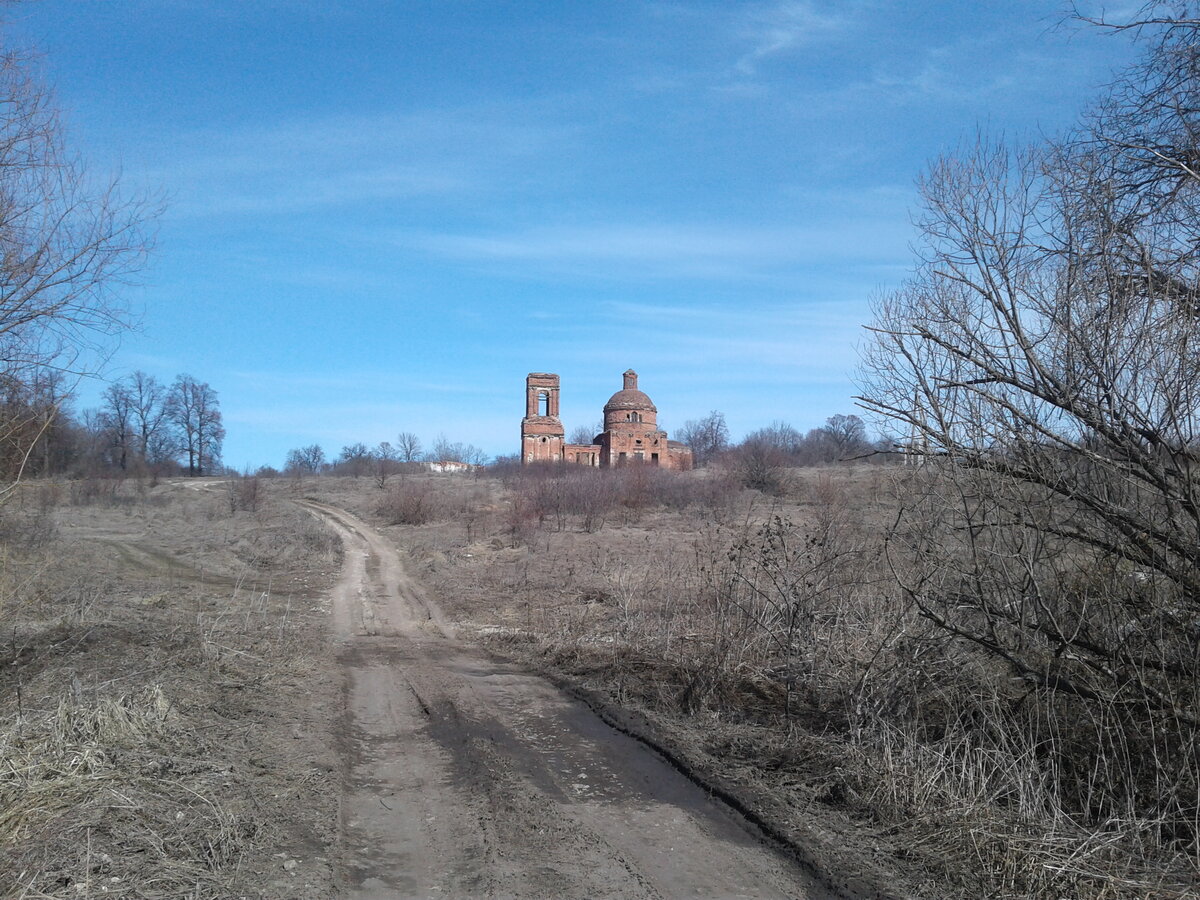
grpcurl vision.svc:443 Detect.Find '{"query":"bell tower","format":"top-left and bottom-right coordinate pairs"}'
top-left (521, 373), bottom-right (565, 463)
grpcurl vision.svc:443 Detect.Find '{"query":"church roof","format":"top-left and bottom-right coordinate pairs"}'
top-left (604, 388), bottom-right (656, 412)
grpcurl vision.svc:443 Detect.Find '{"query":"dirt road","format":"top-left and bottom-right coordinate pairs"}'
top-left (301, 500), bottom-right (836, 900)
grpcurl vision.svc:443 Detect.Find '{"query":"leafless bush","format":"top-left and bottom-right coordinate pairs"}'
top-left (851, 10), bottom-right (1200, 887)
top-left (502, 491), bottom-right (537, 546)
top-left (376, 480), bottom-right (439, 525)
top-left (225, 472), bottom-right (261, 514)
top-left (729, 439), bottom-right (791, 495)
top-left (24, 480), bottom-right (65, 511)
top-left (68, 476), bottom-right (143, 508)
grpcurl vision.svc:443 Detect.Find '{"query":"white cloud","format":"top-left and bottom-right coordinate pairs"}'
top-left (140, 109), bottom-right (571, 219)
top-left (405, 218), bottom-right (911, 281)
top-left (735, 1), bottom-right (855, 75)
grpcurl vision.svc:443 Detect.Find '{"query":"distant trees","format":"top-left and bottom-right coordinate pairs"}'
top-left (0, 368), bottom-right (227, 479)
top-left (128, 371), bottom-right (170, 464)
top-left (166, 375), bottom-right (225, 476)
top-left (0, 371), bottom-right (74, 483)
top-left (338, 442), bottom-right (371, 478)
top-left (430, 433), bottom-right (488, 466)
top-left (822, 414), bottom-right (868, 459)
top-left (100, 381), bottom-right (134, 470)
top-left (285, 444), bottom-right (326, 476)
top-left (678, 411), bottom-right (729, 466)
top-left (569, 423), bottom-right (600, 445)
top-left (396, 431), bottom-right (422, 463)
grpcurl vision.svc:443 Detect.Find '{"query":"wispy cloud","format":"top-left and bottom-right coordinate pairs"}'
top-left (141, 109), bottom-right (571, 219)
top-left (405, 218), bottom-right (910, 281)
top-left (735, 1), bottom-right (856, 75)
top-left (869, 39), bottom-right (1023, 104)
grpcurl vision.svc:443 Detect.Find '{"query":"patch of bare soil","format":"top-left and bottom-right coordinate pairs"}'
top-left (301, 497), bottom-right (838, 899)
top-left (0, 477), bottom-right (342, 899)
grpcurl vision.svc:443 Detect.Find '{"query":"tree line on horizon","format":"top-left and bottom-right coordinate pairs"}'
top-left (273, 409), bottom-right (887, 488)
top-left (0, 370), bottom-right (226, 482)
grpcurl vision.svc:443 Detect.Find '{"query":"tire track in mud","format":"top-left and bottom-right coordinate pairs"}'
top-left (300, 499), bottom-right (837, 900)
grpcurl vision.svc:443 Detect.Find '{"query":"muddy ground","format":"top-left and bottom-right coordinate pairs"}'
top-left (303, 498), bottom-right (841, 899)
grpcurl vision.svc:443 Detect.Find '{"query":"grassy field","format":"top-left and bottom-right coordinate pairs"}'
top-left (309, 464), bottom-right (1199, 900)
top-left (3, 466), bottom-right (1196, 899)
top-left (0, 477), bottom-right (342, 899)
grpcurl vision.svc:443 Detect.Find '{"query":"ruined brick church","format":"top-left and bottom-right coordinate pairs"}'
top-left (521, 369), bottom-right (693, 469)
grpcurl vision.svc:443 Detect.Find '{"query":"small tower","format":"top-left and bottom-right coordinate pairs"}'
top-left (521, 373), bottom-right (565, 464)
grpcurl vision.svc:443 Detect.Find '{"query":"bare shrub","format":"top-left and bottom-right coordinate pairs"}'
top-left (376, 480), bottom-right (439, 525)
top-left (730, 439), bottom-right (790, 495)
top-left (562, 470), bottom-right (618, 532)
top-left (225, 472), bottom-right (261, 514)
top-left (27, 480), bottom-right (65, 511)
top-left (68, 476), bottom-right (143, 508)
top-left (502, 491), bottom-right (537, 546)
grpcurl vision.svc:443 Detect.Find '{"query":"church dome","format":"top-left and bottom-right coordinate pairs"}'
top-left (603, 369), bottom-right (657, 412)
top-left (604, 388), bottom-right (656, 412)
top-left (602, 369), bottom-right (659, 430)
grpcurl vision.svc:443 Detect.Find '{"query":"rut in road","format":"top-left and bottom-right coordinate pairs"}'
top-left (301, 499), bottom-right (836, 900)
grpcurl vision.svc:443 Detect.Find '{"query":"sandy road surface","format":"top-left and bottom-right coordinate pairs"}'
top-left (301, 500), bottom-right (835, 900)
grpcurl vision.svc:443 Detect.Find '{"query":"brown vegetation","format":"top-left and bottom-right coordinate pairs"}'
top-left (0, 477), bottom-right (341, 899)
top-left (305, 466), bottom-right (1199, 899)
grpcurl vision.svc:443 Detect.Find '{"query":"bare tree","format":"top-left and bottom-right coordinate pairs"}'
top-left (0, 41), bottom-right (153, 498)
top-left (678, 410), bottom-right (730, 467)
top-left (857, 7), bottom-right (1200, 841)
top-left (100, 382), bottom-right (133, 471)
top-left (338, 442), bottom-right (371, 477)
top-left (569, 423), bottom-right (600, 445)
top-left (285, 444), bottom-right (325, 476)
top-left (822, 413), bottom-right (868, 459)
top-left (167, 375), bottom-right (224, 476)
top-left (373, 440), bottom-right (397, 488)
top-left (126, 371), bottom-right (168, 466)
top-left (0, 369), bottom-right (72, 481)
top-left (396, 431), bottom-right (422, 463)
top-left (430, 433), bottom-right (487, 466)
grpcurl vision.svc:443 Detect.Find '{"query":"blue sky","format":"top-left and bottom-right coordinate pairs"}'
top-left (12, 1), bottom-right (1136, 468)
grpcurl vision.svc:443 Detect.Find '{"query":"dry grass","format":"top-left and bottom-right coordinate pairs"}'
top-left (0, 477), bottom-right (342, 899)
top-left (303, 467), bottom-right (1200, 900)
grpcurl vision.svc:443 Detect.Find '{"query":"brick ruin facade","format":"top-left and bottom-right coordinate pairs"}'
top-left (521, 369), bottom-right (693, 470)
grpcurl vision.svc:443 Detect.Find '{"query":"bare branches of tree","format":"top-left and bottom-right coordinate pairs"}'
top-left (430, 433), bottom-right (487, 466)
top-left (128, 370), bottom-right (169, 465)
top-left (857, 6), bottom-right (1200, 840)
top-left (166, 375), bottom-right (224, 476)
top-left (0, 33), bottom-right (155, 497)
top-left (285, 444), bottom-right (325, 476)
top-left (0, 46), bottom-right (153, 377)
top-left (569, 423), bottom-right (600, 445)
top-left (396, 431), bottom-right (422, 463)
top-left (678, 411), bottom-right (729, 467)
top-left (373, 440), bottom-right (396, 488)
top-left (338, 442), bottom-right (371, 478)
top-left (822, 414), bottom-right (868, 459)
